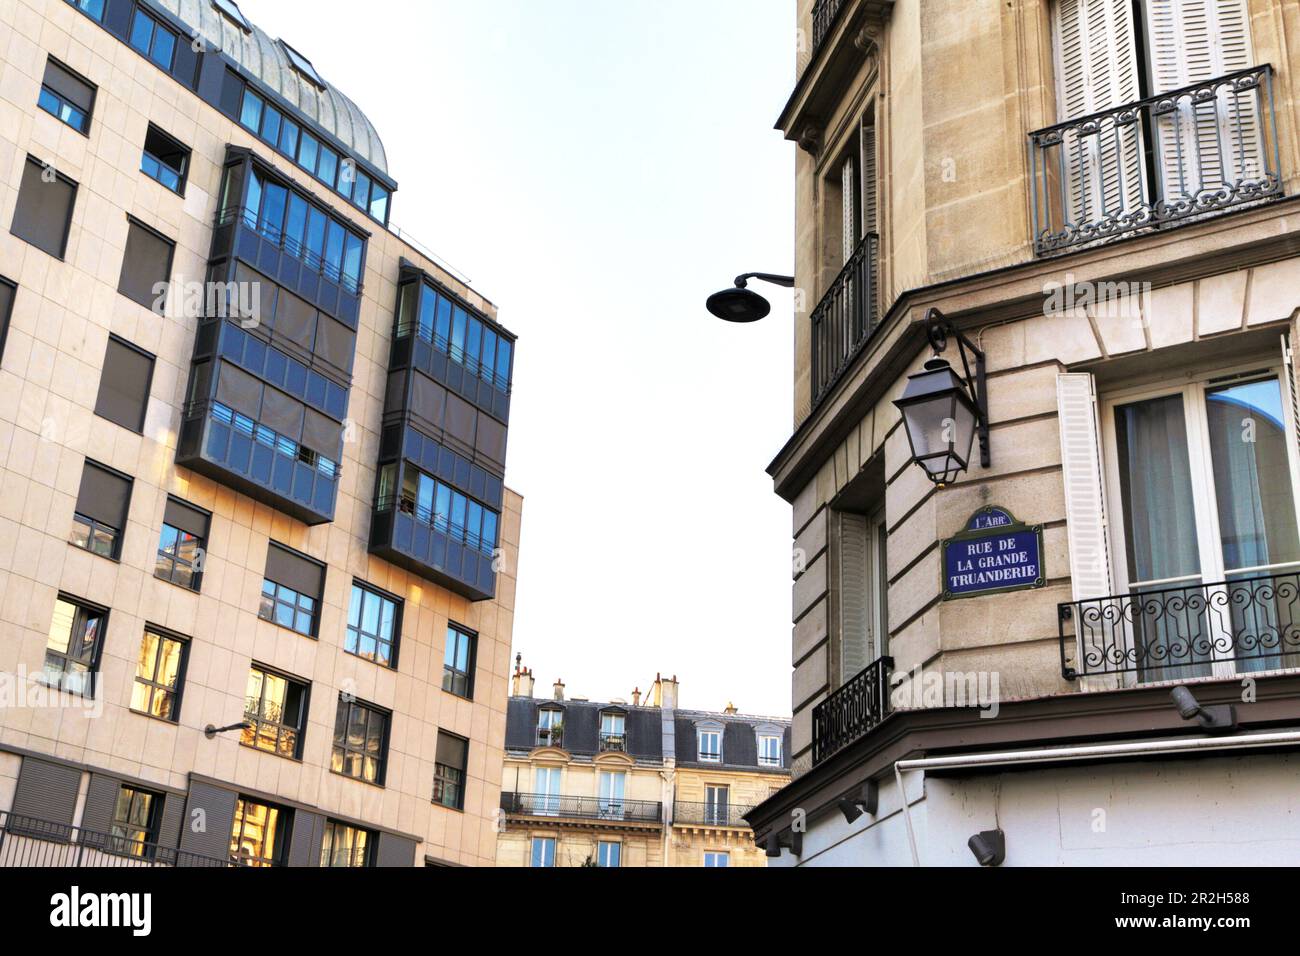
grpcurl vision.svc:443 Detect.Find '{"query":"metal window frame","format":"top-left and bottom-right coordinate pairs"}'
top-left (345, 579), bottom-right (403, 670)
top-left (331, 695), bottom-right (391, 787)
top-left (442, 623), bottom-right (477, 699)
top-left (243, 662), bottom-right (310, 760)
top-left (44, 594), bottom-right (108, 699)
top-left (131, 625), bottom-right (190, 723)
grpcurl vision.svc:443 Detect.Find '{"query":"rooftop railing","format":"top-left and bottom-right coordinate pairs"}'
top-left (499, 792), bottom-right (663, 824)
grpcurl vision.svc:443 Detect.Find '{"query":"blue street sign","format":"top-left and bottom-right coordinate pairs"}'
top-left (941, 507), bottom-right (1044, 600)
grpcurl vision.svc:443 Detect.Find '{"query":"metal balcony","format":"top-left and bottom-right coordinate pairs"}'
top-left (1060, 571), bottom-right (1300, 683)
top-left (812, 655), bottom-right (893, 766)
top-left (598, 732), bottom-right (626, 753)
top-left (0, 812), bottom-right (229, 868)
top-left (1029, 65), bottom-right (1283, 256)
top-left (811, 232), bottom-right (879, 409)
top-left (499, 792), bottom-right (662, 824)
top-left (672, 801), bottom-right (754, 828)
top-left (811, 0), bottom-right (848, 51)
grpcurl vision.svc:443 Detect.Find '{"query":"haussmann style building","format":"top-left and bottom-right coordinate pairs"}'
top-left (0, 0), bottom-right (520, 867)
top-left (746, 0), bottom-right (1300, 865)
top-left (496, 664), bottom-right (791, 867)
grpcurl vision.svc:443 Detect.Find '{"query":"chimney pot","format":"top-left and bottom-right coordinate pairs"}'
top-left (553, 679), bottom-right (565, 701)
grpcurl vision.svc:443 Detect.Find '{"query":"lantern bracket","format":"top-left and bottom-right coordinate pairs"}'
top-left (924, 309), bottom-right (990, 468)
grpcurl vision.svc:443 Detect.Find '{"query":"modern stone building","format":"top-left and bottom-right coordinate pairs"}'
top-left (0, 0), bottom-right (520, 866)
top-left (748, 0), bottom-right (1300, 865)
top-left (497, 664), bottom-right (790, 867)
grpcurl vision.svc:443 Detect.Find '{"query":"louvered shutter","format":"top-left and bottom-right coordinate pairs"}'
top-left (1057, 373), bottom-right (1112, 602)
top-left (1144, 0), bottom-right (1260, 204)
top-left (1053, 0), bottom-right (1144, 228)
top-left (841, 155), bottom-right (857, 264)
top-left (861, 119), bottom-right (879, 330)
top-left (838, 513), bottom-right (870, 684)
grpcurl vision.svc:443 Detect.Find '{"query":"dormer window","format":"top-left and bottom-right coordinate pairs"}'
top-left (537, 707), bottom-right (562, 747)
top-left (599, 711), bottom-right (626, 753)
top-left (212, 0), bottom-right (251, 31)
top-left (280, 40), bottom-right (325, 89)
top-left (698, 730), bottom-right (722, 763)
top-left (759, 734), bottom-right (782, 767)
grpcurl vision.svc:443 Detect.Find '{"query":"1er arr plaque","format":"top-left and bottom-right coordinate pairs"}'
top-left (942, 507), bottom-right (1044, 600)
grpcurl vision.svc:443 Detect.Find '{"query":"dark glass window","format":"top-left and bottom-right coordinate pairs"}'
top-left (433, 732), bottom-right (467, 811)
top-left (229, 797), bottom-right (288, 867)
top-left (156, 498), bottom-right (209, 591)
top-left (258, 543), bottom-right (324, 637)
top-left (404, 283), bottom-right (514, 392)
top-left (212, 0), bottom-right (251, 30)
top-left (11, 156), bottom-right (76, 259)
top-left (345, 582), bottom-right (400, 668)
top-left (43, 596), bottom-right (106, 697)
top-left (110, 786), bottom-right (159, 858)
top-left (117, 218), bottom-right (175, 311)
top-left (280, 40), bottom-right (325, 87)
top-left (369, 185), bottom-right (389, 223)
top-left (398, 468), bottom-right (501, 556)
top-left (66, 0), bottom-right (106, 21)
top-left (0, 277), bottom-right (14, 366)
top-left (131, 627), bottom-right (187, 722)
top-left (141, 124), bottom-right (189, 195)
top-left (95, 335), bottom-right (154, 432)
top-left (71, 460), bottom-right (131, 560)
top-left (298, 132), bottom-right (319, 174)
top-left (442, 625), bottom-right (476, 699)
top-left (38, 58), bottom-right (94, 134)
top-left (239, 89), bottom-right (263, 132)
top-left (321, 821), bottom-right (373, 867)
top-left (318, 146), bottom-right (338, 188)
top-left (242, 665), bottom-right (308, 759)
top-left (331, 697), bottom-right (389, 785)
top-left (129, 8), bottom-right (177, 70)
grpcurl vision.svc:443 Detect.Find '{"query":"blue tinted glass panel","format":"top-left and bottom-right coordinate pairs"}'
top-left (318, 147), bottom-right (338, 186)
top-left (496, 339), bottom-right (512, 386)
top-left (481, 511), bottom-right (498, 551)
top-left (352, 172), bottom-right (370, 208)
top-left (260, 107), bottom-right (281, 147)
top-left (466, 320), bottom-right (481, 366)
top-left (450, 493), bottom-right (466, 536)
top-left (246, 171), bottom-right (263, 225)
top-left (417, 287), bottom-right (437, 341)
top-left (239, 91), bottom-right (263, 132)
top-left (261, 183), bottom-right (287, 242)
top-left (481, 331), bottom-right (497, 383)
top-left (451, 308), bottom-right (467, 361)
top-left (71, 0), bottom-right (106, 20)
top-left (305, 207), bottom-right (326, 267)
top-left (467, 502), bottom-right (483, 547)
top-left (434, 484), bottom-right (451, 530)
top-left (324, 221), bottom-right (344, 278)
top-left (369, 187), bottom-right (389, 222)
top-left (151, 25), bottom-right (175, 70)
top-left (342, 233), bottom-right (363, 291)
top-left (129, 11), bottom-right (153, 55)
top-left (285, 194), bottom-right (308, 253)
top-left (279, 119), bottom-right (299, 157)
top-left (298, 133), bottom-right (319, 174)
top-left (435, 297), bottom-right (452, 350)
top-left (417, 474), bottom-right (435, 517)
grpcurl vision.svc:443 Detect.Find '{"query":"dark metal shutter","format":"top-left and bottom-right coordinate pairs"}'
top-left (0, 279), bottom-right (14, 359)
top-left (314, 313), bottom-right (355, 374)
top-left (286, 809), bottom-right (325, 867)
top-left (12, 156), bottom-right (76, 259)
top-left (264, 542), bottom-right (324, 599)
top-left (373, 832), bottom-right (416, 868)
top-left (75, 460), bottom-right (132, 529)
top-left (474, 415), bottom-right (507, 468)
top-left (444, 393), bottom-right (477, 447)
top-left (782, 726), bottom-right (793, 768)
top-left (9, 757), bottom-right (82, 839)
top-left (163, 497), bottom-right (210, 540)
top-left (301, 408), bottom-right (340, 459)
top-left (78, 772), bottom-right (121, 834)
top-left (215, 361), bottom-right (263, 419)
top-left (274, 290), bottom-right (317, 351)
top-left (94, 336), bottom-right (154, 432)
top-left (177, 780), bottom-right (238, 862)
top-left (259, 386), bottom-right (305, 441)
top-left (436, 732), bottom-right (468, 772)
top-left (411, 371), bottom-right (447, 431)
top-left (42, 58), bottom-right (95, 114)
top-left (117, 219), bottom-right (175, 309)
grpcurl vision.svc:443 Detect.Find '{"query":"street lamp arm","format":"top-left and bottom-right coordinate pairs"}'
top-left (924, 308), bottom-right (990, 470)
top-left (734, 272), bottom-right (795, 289)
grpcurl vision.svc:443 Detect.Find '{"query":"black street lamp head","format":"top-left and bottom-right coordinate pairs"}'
top-left (894, 357), bottom-right (980, 487)
top-left (706, 285), bottom-right (772, 323)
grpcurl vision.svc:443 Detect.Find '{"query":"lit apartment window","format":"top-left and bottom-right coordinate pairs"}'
top-left (433, 732), bottom-right (468, 811)
top-left (698, 730), bottom-right (722, 763)
top-left (117, 217), bottom-right (175, 312)
top-left (229, 797), bottom-right (288, 867)
top-left (599, 711), bottom-right (626, 752)
top-left (141, 125), bottom-right (190, 195)
top-left (703, 851), bottom-right (730, 868)
top-left (758, 734), bottom-right (782, 767)
top-left (242, 665), bottom-right (308, 759)
top-left (530, 836), bottom-right (555, 868)
top-left (332, 696), bottom-right (390, 785)
top-left (11, 156), bottom-right (77, 260)
top-left (537, 706), bottom-right (562, 746)
top-left (110, 786), bottom-right (159, 858)
top-left (155, 498), bottom-right (209, 591)
top-left (95, 335), bottom-right (155, 432)
top-left (129, 7), bottom-right (177, 70)
top-left (345, 582), bottom-right (400, 668)
top-left (212, 0), bottom-right (251, 31)
top-left (65, 0), bottom-right (105, 21)
top-left (38, 58), bottom-right (94, 134)
top-left (442, 624), bottom-right (476, 698)
top-left (70, 460), bottom-right (131, 561)
top-left (259, 543), bottom-right (324, 638)
top-left (597, 841), bottom-right (621, 868)
top-left (43, 595), bottom-right (106, 697)
top-left (131, 627), bottom-right (187, 722)
top-left (321, 821), bottom-right (373, 868)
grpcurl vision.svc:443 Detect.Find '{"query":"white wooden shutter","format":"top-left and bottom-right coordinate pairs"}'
top-left (839, 513), bottom-right (870, 683)
top-left (1144, 0), bottom-right (1259, 200)
top-left (841, 155), bottom-right (858, 264)
top-left (1053, 0), bottom-right (1144, 226)
top-left (1057, 373), bottom-right (1113, 601)
top-left (861, 120), bottom-right (878, 236)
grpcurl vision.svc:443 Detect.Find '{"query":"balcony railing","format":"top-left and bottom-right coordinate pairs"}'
top-left (598, 732), bottom-right (626, 753)
top-left (812, 655), bottom-right (893, 766)
top-left (499, 792), bottom-right (662, 824)
top-left (1059, 571), bottom-right (1300, 683)
top-left (0, 812), bottom-right (229, 868)
top-left (672, 801), bottom-right (754, 828)
top-left (811, 0), bottom-right (848, 51)
top-left (1029, 65), bottom-right (1283, 256)
top-left (811, 233), bottom-right (879, 410)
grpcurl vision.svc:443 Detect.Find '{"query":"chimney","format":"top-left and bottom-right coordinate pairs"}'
top-left (631, 687), bottom-right (641, 707)
top-left (651, 674), bottom-right (679, 710)
top-left (724, 701), bottom-right (738, 715)
top-left (511, 655), bottom-right (535, 698)
top-left (553, 678), bottom-right (565, 701)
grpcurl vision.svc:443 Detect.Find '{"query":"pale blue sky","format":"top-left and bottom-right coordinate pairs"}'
top-left (240, 0), bottom-right (796, 714)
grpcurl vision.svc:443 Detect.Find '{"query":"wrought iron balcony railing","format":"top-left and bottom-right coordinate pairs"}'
top-left (1029, 65), bottom-right (1283, 256)
top-left (499, 792), bottom-right (662, 824)
top-left (811, 232), bottom-right (879, 409)
top-left (672, 801), bottom-right (754, 828)
top-left (1059, 571), bottom-right (1300, 683)
top-left (598, 732), bottom-right (626, 753)
top-left (811, 0), bottom-right (848, 51)
top-left (0, 812), bottom-right (229, 868)
top-left (812, 655), bottom-right (893, 766)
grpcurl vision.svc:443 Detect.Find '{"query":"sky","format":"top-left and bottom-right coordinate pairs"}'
top-left (238, 0), bottom-right (797, 715)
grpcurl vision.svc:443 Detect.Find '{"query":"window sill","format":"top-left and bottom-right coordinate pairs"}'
top-left (344, 650), bottom-right (398, 671)
top-left (239, 740), bottom-right (303, 764)
top-left (129, 707), bottom-right (181, 727)
top-left (431, 800), bottom-right (464, 814)
top-left (329, 768), bottom-right (386, 790)
top-left (256, 615), bottom-right (318, 641)
top-left (153, 571), bottom-right (202, 595)
top-left (441, 688), bottom-right (474, 702)
top-left (67, 541), bottom-right (120, 564)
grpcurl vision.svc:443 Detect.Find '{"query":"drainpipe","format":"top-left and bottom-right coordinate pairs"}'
top-left (892, 729), bottom-right (1300, 867)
